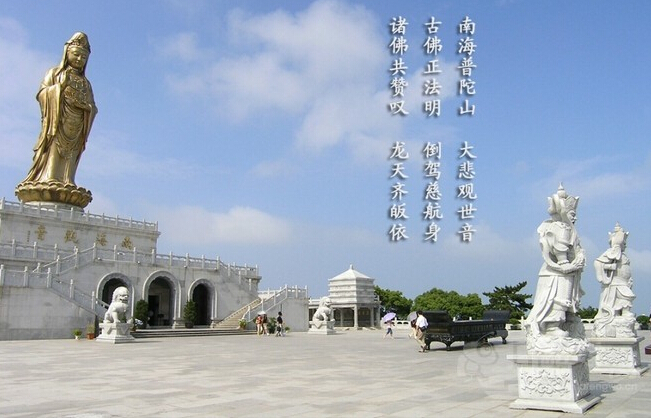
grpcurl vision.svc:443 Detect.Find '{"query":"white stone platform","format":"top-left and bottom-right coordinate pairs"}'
top-left (95, 322), bottom-right (135, 344)
top-left (308, 320), bottom-right (335, 334)
top-left (508, 353), bottom-right (601, 414)
top-left (590, 336), bottom-right (649, 375)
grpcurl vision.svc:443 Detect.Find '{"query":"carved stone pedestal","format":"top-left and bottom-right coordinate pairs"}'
top-left (308, 320), bottom-right (335, 335)
top-left (589, 337), bottom-right (648, 375)
top-left (96, 322), bottom-right (135, 344)
top-left (508, 354), bottom-right (601, 414)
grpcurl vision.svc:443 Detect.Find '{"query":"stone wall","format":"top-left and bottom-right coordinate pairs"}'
top-left (0, 287), bottom-right (95, 340)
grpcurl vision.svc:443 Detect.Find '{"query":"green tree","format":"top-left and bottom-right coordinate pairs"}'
top-left (577, 305), bottom-right (598, 319)
top-left (374, 286), bottom-right (412, 318)
top-left (413, 288), bottom-right (484, 319)
top-left (482, 281), bottom-right (533, 322)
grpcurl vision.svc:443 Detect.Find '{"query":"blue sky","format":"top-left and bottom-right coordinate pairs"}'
top-left (2, 1), bottom-right (651, 315)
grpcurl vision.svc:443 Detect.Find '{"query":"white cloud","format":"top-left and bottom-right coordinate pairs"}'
top-left (157, 32), bottom-right (203, 62)
top-left (161, 0), bottom-right (397, 161)
top-left (0, 18), bottom-right (54, 169)
top-left (150, 205), bottom-right (293, 245)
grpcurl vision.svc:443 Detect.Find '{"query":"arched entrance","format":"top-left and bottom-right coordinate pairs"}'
top-left (101, 277), bottom-right (128, 306)
top-left (148, 277), bottom-right (174, 327)
top-left (192, 284), bottom-right (210, 326)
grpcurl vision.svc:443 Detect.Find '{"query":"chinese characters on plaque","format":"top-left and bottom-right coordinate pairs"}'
top-left (387, 16), bottom-right (478, 244)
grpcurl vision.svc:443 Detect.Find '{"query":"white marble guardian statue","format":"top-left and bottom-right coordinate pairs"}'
top-left (589, 224), bottom-right (647, 375)
top-left (593, 223), bottom-right (636, 338)
top-left (524, 184), bottom-right (591, 355)
top-left (309, 297), bottom-right (335, 334)
top-left (509, 185), bottom-right (600, 414)
top-left (97, 286), bottom-right (135, 343)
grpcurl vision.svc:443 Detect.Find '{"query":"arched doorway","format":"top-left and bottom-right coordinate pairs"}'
top-left (148, 277), bottom-right (174, 327)
top-left (100, 276), bottom-right (129, 306)
top-left (192, 284), bottom-right (210, 326)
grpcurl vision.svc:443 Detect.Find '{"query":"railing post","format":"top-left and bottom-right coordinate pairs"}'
top-left (92, 243), bottom-right (97, 260)
top-left (36, 262), bottom-right (41, 273)
top-left (201, 255), bottom-right (205, 269)
top-left (46, 268), bottom-right (52, 288)
top-left (54, 243), bottom-right (58, 259)
top-left (23, 266), bottom-right (29, 287)
top-left (56, 256), bottom-right (61, 274)
top-left (74, 247), bottom-right (79, 268)
top-left (91, 291), bottom-right (96, 311)
top-left (0, 264), bottom-right (4, 286)
top-left (133, 247), bottom-right (137, 263)
top-left (69, 279), bottom-right (74, 299)
top-left (169, 251), bottom-right (173, 268)
top-left (151, 249), bottom-right (156, 265)
top-left (33, 241), bottom-right (38, 258)
top-left (185, 253), bottom-right (190, 268)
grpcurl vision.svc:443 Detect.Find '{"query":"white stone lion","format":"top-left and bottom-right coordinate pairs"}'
top-left (312, 297), bottom-right (332, 322)
top-left (103, 286), bottom-right (130, 323)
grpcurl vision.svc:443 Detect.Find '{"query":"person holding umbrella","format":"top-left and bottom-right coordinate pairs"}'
top-left (382, 312), bottom-right (396, 339)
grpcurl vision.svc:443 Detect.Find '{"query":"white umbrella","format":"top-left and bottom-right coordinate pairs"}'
top-left (407, 311), bottom-right (418, 322)
top-left (382, 312), bottom-right (397, 322)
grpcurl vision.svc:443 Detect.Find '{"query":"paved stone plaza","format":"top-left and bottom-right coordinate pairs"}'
top-left (1, 329), bottom-right (650, 417)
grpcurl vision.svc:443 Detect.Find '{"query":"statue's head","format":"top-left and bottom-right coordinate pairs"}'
top-left (547, 183), bottom-right (579, 224)
top-left (609, 223), bottom-right (628, 250)
top-left (320, 297), bottom-right (331, 308)
top-left (112, 286), bottom-right (129, 304)
top-left (61, 32), bottom-right (91, 74)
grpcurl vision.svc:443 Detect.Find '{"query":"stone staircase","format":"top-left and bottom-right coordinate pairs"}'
top-left (132, 326), bottom-right (255, 339)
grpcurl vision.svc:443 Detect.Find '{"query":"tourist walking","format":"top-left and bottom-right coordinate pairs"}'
top-left (408, 318), bottom-right (417, 339)
top-left (415, 311), bottom-right (429, 352)
top-left (255, 314), bottom-right (263, 336)
top-left (262, 313), bottom-right (269, 335)
top-left (383, 319), bottom-right (394, 339)
top-left (276, 311), bottom-right (284, 336)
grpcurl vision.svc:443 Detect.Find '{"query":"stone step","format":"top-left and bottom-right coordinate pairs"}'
top-left (132, 327), bottom-right (255, 339)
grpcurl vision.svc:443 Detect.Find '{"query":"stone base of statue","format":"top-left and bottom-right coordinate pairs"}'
top-left (96, 322), bottom-right (135, 344)
top-left (588, 336), bottom-right (648, 375)
top-left (15, 180), bottom-right (92, 209)
top-left (308, 320), bottom-right (335, 335)
top-left (508, 353), bottom-right (601, 414)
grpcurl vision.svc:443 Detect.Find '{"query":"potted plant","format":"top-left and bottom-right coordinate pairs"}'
top-left (86, 323), bottom-right (96, 339)
top-left (134, 299), bottom-right (149, 329)
top-left (72, 328), bottom-right (82, 340)
top-left (238, 318), bottom-right (247, 330)
top-left (183, 300), bottom-right (198, 328)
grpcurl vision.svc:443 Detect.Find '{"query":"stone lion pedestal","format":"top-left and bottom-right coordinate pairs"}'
top-left (508, 353), bottom-right (600, 414)
top-left (96, 322), bottom-right (135, 344)
top-left (308, 320), bottom-right (335, 335)
top-left (588, 337), bottom-right (648, 375)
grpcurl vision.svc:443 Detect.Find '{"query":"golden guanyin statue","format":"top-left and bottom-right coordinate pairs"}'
top-left (15, 32), bottom-right (97, 208)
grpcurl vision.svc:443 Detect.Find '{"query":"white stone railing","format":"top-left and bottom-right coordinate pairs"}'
top-left (238, 285), bottom-right (308, 323)
top-left (0, 264), bottom-right (108, 317)
top-left (0, 240), bottom-right (74, 261)
top-left (0, 198), bottom-right (158, 232)
top-left (0, 240), bottom-right (259, 278)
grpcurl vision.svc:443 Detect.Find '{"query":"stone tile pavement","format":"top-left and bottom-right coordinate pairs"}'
top-left (0, 329), bottom-right (650, 417)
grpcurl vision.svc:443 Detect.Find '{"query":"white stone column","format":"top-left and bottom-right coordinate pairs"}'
top-left (353, 306), bottom-right (358, 328)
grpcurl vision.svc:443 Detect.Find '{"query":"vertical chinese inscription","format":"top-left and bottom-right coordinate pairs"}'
top-left (457, 16), bottom-right (477, 116)
top-left (388, 141), bottom-right (409, 242)
top-left (422, 142), bottom-right (443, 242)
top-left (457, 141), bottom-right (477, 242)
top-left (422, 16), bottom-right (443, 117)
top-left (388, 16), bottom-right (410, 116)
